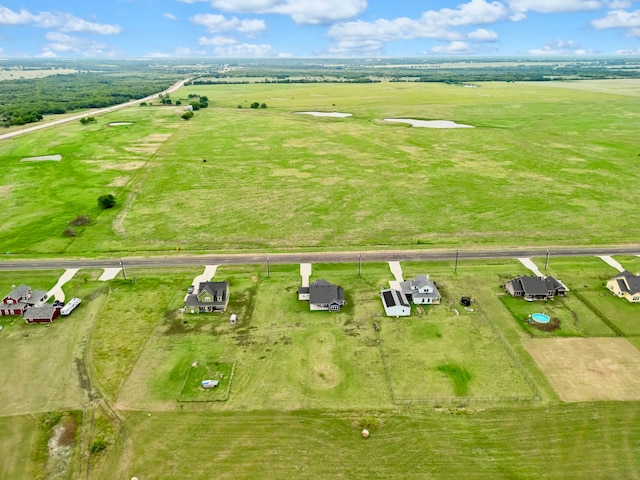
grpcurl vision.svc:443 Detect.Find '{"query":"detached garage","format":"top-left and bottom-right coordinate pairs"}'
top-left (23, 305), bottom-right (60, 324)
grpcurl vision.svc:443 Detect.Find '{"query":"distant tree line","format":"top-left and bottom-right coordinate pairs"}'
top-left (0, 72), bottom-right (181, 127)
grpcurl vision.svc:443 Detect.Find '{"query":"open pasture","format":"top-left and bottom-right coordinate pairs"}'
top-left (96, 403), bottom-right (640, 480)
top-left (1, 81), bottom-right (640, 255)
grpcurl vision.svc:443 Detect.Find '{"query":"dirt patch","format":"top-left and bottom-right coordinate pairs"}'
top-left (523, 337), bottom-right (640, 402)
top-left (0, 185), bottom-right (12, 198)
top-left (109, 176), bottom-right (130, 187)
top-left (271, 168), bottom-right (312, 179)
top-left (85, 160), bottom-right (145, 172)
top-left (20, 154), bottom-right (62, 162)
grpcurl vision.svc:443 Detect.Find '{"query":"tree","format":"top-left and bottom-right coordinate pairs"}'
top-left (260, 103), bottom-right (267, 108)
top-left (189, 101), bottom-right (200, 110)
top-left (98, 194), bottom-right (116, 209)
top-left (181, 111), bottom-right (194, 120)
top-left (250, 102), bottom-right (260, 109)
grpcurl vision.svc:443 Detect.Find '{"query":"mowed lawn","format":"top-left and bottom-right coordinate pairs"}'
top-left (95, 403), bottom-right (640, 480)
top-left (1, 81), bottom-right (640, 255)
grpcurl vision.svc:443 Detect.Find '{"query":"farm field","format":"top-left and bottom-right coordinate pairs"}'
top-left (1, 258), bottom-right (640, 478)
top-left (1, 80), bottom-right (640, 256)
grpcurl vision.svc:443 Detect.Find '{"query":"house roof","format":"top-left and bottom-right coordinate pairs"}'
top-left (410, 274), bottom-right (431, 290)
top-left (309, 279), bottom-right (345, 306)
top-left (508, 275), bottom-right (566, 297)
top-left (381, 289), bottom-right (410, 308)
top-left (185, 281), bottom-right (228, 307)
top-left (298, 286), bottom-right (310, 294)
top-left (23, 305), bottom-right (58, 321)
top-left (4, 284), bottom-right (30, 302)
top-left (612, 270), bottom-right (640, 295)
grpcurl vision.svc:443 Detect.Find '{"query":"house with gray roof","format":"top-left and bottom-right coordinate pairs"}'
top-left (184, 281), bottom-right (229, 313)
top-left (380, 288), bottom-right (411, 317)
top-left (1, 284), bottom-right (49, 316)
top-left (399, 274), bottom-right (441, 305)
top-left (607, 270), bottom-right (640, 303)
top-left (505, 275), bottom-right (567, 300)
top-left (301, 279), bottom-right (345, 312)
top-left (24, 305), bottom-right (60, 324)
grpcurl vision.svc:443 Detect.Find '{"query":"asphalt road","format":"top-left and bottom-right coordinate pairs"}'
top-left (0, 78), bottom-right (190, 142)
top-left (0, 246), bottom-right (638, 271)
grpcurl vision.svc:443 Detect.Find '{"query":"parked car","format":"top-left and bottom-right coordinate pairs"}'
top-left (187, 285), bottom-right (195, 294)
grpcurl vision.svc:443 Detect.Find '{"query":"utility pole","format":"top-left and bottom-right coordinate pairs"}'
top-left (545, 249), bottom-right (550, 271)
top-left (120, 258), bottom-right (127, 281)
top-left (266, 257), bottom-right (270, 278)
top-left (454, 249), bottom-right (459, 273)
top-left (358, 254), bottom-right (362, 277)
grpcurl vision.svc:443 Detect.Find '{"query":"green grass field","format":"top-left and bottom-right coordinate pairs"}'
top-left (2, 81), bottom-right (640, 256)
top-left (2, 258), bottom-right (640, 479)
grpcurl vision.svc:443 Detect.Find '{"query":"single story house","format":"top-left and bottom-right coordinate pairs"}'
top-left (607, 270), bottom-right (640, 303)
top-left (1, 284), bottom-right (48, 316)
top-left (301, 279), bottom-right (346, 312)
top-left (399, 274), bottom-right (441, 305)
top-left (380, 288), bottom-right (411, 317)
top-left (184, 281), bottom-right (229, 313)
top-left (23, 305), bottom-right (60, 324)
top-left (505, 275), bottom-right (568, 300)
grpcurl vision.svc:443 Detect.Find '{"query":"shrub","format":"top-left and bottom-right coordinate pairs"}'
top-left (70, 215), bottom-right (90, 226)
top-left (182, 111), bottom-right (194, 120)
top-left (63, 227), bottom-right (77, 237)
top-left (90, 439), bottom-right (107, 454)
top-left (250, 102), bottom-right (260, 109)
top-left (98, 194), bottom-right (116, 209)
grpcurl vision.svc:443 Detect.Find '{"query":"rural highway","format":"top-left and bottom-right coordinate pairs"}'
top-left (0, 77), bottom-right (190, 141)
top-left (0, 246), bottom-right (638, 271)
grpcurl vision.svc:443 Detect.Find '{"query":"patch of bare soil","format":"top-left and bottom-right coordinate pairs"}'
top-left (523, 337), bottom-right (640, 402)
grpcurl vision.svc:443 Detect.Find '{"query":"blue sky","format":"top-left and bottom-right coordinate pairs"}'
top-left (1, 0), bottom-right (640, 58)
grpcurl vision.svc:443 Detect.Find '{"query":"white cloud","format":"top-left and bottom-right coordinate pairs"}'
top-left (209, 0), bottom-right (367, 25)
top-left (616, 45), bottom-right (640, 52)
top-left (327, 0), bottom-right (510, 55)
top-left (468, 28), bottom-right (499, 41)
top-left (198, 35), bottom-right (239, 45)
top-left (212, 42), bottom-right (277, 57)
top-left (506, 0), bottom-right (602, 14)
top-left (527, 38), bottom-right (595, 54)
top-left (432, 41), bottom-right (476, 54)
top-left (0, 6), bottom-right (121, 34)
top-left (327, 39), bottom-right (384, 56)
top-left (43, 32), bottom-right (118, 57)
top-left (190, 13), bottom-right (266, 34)
top-left (592, 9), bottom-right (640, 28)
top-left (163, 13), bottom-right (178, 21)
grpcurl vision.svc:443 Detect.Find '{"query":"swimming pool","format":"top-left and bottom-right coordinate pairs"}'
top-left (531, 313), bottom-right (550, 323)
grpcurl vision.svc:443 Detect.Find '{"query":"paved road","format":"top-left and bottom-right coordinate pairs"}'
top-left (0, 78), bottom-right (190, 141)
top-left (0, 246), bottom-right (638, 271)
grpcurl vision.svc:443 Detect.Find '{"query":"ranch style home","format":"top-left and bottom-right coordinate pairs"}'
top-left (505, 275), bottom-right (568, 300)
top-left (607, 270), bottom-right (640, 303)
top-left (184, 281), bottom-right (229, 313)
top-left (399, 274), bottom-right (441, 305)
top-left (298, 279), bottom-right (346, 312)
top-left (0, 284), bottom-right (49, 316)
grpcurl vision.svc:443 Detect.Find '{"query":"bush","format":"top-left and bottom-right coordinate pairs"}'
top-left (63, 227), bottom-right (77, 237)
top-left (98, 194), bottom-right (116, 209)
top-left (70, 215), bottom-right (90, 226)
top-left (250, 102), bottom-right (260, 109)
top-left (260, 103), bottom-right (267, 108)
top-left (181, 111), bottom-right (194, 120)
top-left (90, 439), bottom-right (107, 454)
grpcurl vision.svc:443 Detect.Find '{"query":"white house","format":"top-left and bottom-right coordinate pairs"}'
top-left (399, 274), bottom-right (441, 305)
top-left (380, 288), bottom-right (411, 317)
